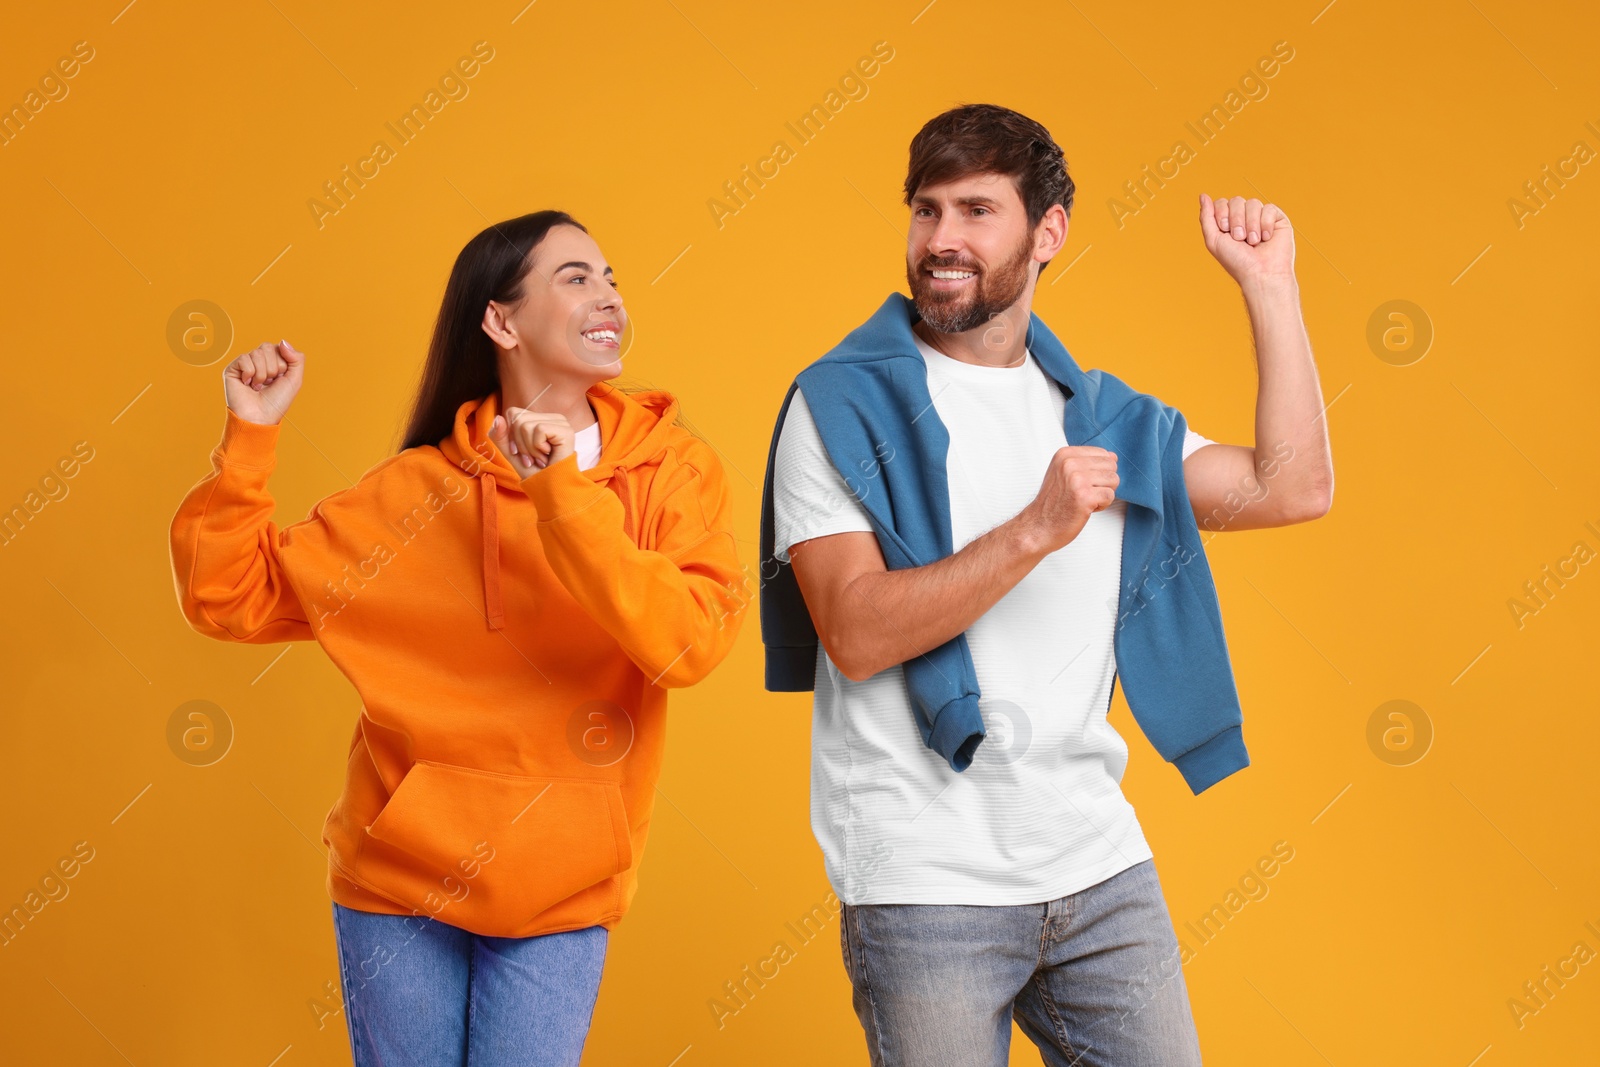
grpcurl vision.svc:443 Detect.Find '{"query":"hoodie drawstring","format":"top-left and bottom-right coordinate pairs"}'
top-left (479, 472), bottom-right (505, 630)
top-left (477, 462), bottom-right (635, 632)
top-left (612, 467), bottom-right (634, 542)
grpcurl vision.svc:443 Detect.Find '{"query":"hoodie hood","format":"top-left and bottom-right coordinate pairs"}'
top-left (437, 381), bottom-right (682, 630)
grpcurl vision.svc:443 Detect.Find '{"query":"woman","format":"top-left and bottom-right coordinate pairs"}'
top-left (169, 210), bottom-right (747, 1066)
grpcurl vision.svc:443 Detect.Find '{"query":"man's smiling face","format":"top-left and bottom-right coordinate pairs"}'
top-left (905, 170), bottom-right (1040, 335)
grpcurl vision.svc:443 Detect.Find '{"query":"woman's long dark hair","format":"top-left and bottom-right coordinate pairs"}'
top-left (401, 210), bottom-right (579, 451)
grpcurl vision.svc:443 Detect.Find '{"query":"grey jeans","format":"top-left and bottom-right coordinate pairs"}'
top-left (839, 859), bottom-right (1202, 1066)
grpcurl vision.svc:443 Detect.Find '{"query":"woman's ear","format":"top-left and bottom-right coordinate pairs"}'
top-left (481, 300), bottom-right (518, 348)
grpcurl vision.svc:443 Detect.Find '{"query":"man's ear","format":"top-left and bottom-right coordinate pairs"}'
top-left (1034, 203), bottom-right (1068, 264)
top-left (482, 300), bottom-right (517, 348)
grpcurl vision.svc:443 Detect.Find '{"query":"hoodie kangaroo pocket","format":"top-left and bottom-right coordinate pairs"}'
top-left (353, 759), bottom-right (634, 935)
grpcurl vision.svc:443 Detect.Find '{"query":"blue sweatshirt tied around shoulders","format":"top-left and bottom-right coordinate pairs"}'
top-left (758, 292), bottom-right (1249, 795)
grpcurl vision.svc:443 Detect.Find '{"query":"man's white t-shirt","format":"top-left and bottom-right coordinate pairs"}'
top-left (772, 333), bottom-right (1213, 905)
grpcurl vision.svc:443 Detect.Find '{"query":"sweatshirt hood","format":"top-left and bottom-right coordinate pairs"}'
top-left (437, 381), bottom-right (683, 629)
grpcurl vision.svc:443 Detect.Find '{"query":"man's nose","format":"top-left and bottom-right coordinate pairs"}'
top-left (928, 213), bottom-right (965, 255)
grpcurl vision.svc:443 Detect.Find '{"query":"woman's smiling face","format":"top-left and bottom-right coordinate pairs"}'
top-left (492, 223), bottom-right (628, 377)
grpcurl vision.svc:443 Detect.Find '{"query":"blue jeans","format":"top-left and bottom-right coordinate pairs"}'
top-left (839, 859), bottom-right (1202, 1066)
top-left (330, 901), bottom-right (608, 1067)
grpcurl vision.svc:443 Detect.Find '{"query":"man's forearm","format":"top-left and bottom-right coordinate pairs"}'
top-left (831, 515), bottom-right (1047, 681)
top-left (1243, 274), bottom-right (1333, 514)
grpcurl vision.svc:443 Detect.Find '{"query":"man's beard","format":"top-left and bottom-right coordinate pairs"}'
top-left (907, 232), bottom-right (1034, 335)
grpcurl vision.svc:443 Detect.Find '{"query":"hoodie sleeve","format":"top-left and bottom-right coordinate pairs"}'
top-left (168, 409), bottom-right (315, 644)
top-left (520, 441), bottom-right (746, 689)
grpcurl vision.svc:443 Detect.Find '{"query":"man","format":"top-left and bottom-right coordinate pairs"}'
top-left (758, 103), bottom-right (1332, 1066)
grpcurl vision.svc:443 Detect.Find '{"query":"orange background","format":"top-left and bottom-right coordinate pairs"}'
top-left (2, 1), bottom-right (1597, 1064)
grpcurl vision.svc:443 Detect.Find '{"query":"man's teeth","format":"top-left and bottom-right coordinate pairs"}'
top-left (932, 270), bottom-right (975, 280)
top-left (583, 330), bottom-right (618, 343)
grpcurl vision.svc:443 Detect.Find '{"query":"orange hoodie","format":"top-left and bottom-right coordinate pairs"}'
top-left (169, 382), bottom-right (748, 938)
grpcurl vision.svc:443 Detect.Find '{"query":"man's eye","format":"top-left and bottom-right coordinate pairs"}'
top-left (971, 207), bottom-right (987, 216)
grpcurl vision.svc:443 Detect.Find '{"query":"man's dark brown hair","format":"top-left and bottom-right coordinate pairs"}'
top-left (902, 103), bottom-right (1075, 274)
